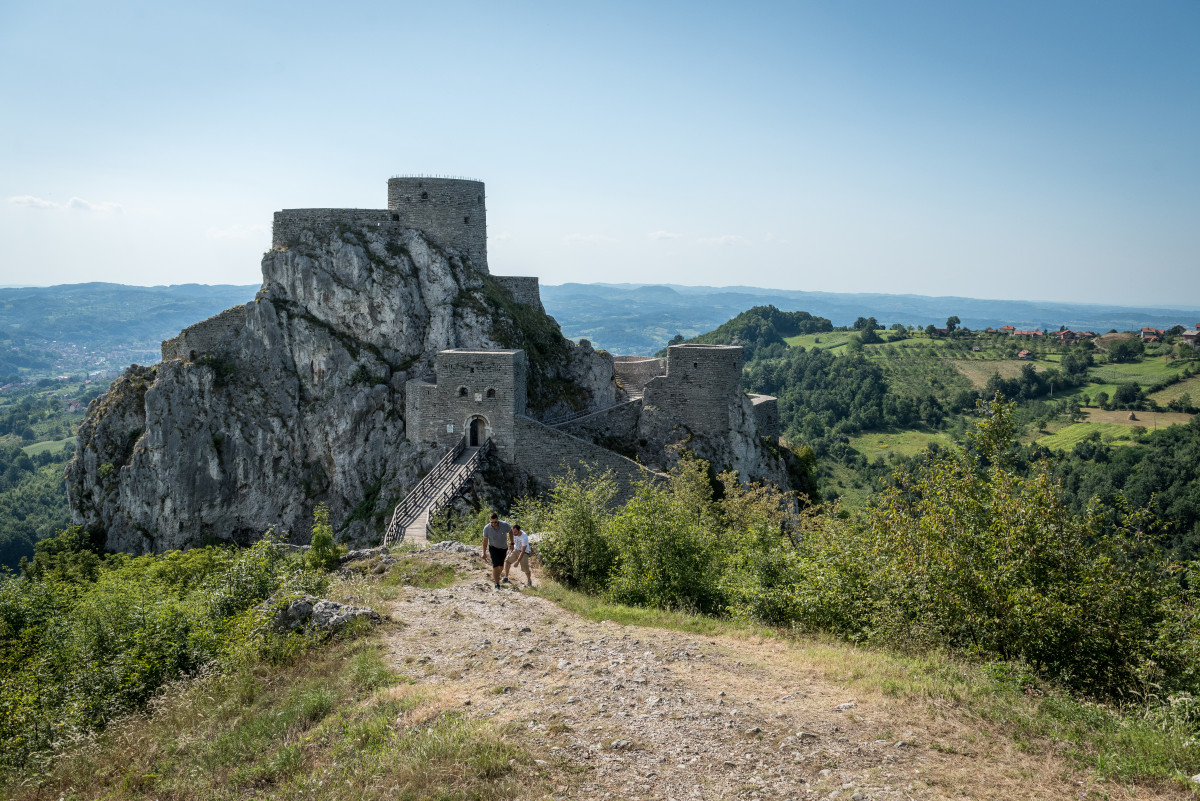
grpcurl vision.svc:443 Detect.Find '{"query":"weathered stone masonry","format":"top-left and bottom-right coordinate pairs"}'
top-left (643, 345), bottom-right (744, 436)
top-left (405, 350), bottom-right (527, 462)
top-left (161, 305), bottom-right (249, 362)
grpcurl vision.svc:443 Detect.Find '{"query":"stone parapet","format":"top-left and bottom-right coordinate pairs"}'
top-left (161, 305), bottom-right (249, 362)
top-left (749, 394), bottom-right (780, 439)
top-left (492, 276), bottom-right (544, 311)
top-left (513, 416), bottom-right (663, 503)
top-left (612, 357), bottom-right (666, 394)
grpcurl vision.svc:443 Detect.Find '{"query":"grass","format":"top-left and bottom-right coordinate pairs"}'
top-left (849, 428), bottom-right (952, 460)
top-left (1090, 358), bottom-right (1185, 387)
top-left (948, 359), bottom-right (1045, 389)
top-left (1036, 422), bottom-right (1141, 450)
top-left (20, 435), bottom-right (75, 456)
top-left (8, 578), bottom-right (529, 801)
top-left (1149, 373), bottom-right (1200, 405)
top-left (536, 579), bottom-right (1200, 789)
top-left (530, 580), bottom-right (775, 638)
top-left (783, 330), bottom-right (857, 350)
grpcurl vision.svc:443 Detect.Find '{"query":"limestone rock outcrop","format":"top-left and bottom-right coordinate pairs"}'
top-left (67, 221), bottom-right (612, 553)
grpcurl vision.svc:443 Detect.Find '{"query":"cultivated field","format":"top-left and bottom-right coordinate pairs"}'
top-left (1037, 408), bottom-right (1195, 450)
top-left (1148, 373), bottom-right (1200, 404)
top-left (948, 358), bottom-right (1046, 389)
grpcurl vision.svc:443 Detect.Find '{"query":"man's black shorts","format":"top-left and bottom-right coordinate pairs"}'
top-left (489, 545), bottom-right (507, 568)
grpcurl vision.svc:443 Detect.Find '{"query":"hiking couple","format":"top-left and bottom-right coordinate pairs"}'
top-left (482, 512), bottom-right (533, 590)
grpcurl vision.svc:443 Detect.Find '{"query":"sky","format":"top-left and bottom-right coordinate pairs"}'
top-left (1, 0), bottom-right (1197, 306)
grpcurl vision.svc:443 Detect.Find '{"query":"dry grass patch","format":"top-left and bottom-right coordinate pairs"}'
top-left (949, 358), bottom-right (1045, 389)
top-left (1081, 408), bottom-right (1194, 427)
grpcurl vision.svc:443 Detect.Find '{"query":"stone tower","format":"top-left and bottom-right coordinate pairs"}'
top-left (387, 177), bottom-right (487, 270)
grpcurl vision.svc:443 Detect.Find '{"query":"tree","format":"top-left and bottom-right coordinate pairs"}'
top-left (1096, 391), bottom-right (1110, 409)
top-left (1113, 383), bottom-right (1141, 407)
top-left (853, 316), bottom-right (879, 331)
top-left (945, 315), bottom-right (960, 333)
top-left (924, 324), bottom-right (938, 337)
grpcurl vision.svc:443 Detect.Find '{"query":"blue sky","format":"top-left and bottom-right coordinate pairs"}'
top-left (1, 0), bottom-right (1196, 305)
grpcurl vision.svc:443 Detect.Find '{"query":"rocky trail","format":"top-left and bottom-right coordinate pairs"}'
top-left (384, 547), bottom-right (1181, 801)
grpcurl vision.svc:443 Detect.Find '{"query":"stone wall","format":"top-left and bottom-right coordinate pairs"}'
top-left (750, 395), bottom-right (780, 439)
top-left (492, 276), bottom-right (544, 312)
top-left (513, 416), bottom-right (663, 503)
top-left (612, 357), bottom-right (666, 394)
top-left (387, 177), bottom-right (487, 270)
top-left (272, 209), bottom-right (398, 250)
top-left (161, 305), bottom-right (249, 362)
top-left (642, 345), bottom-right (744, 437)
top-left (557, 399), bottom-right (641, 443)
top-left (404, 350), bottom-right (527, 460)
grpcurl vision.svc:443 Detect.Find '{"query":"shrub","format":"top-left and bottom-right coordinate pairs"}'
top-left (306, 504), bottom-right (344, 572)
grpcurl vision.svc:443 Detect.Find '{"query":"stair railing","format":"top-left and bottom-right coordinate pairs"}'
top-left (382, 437), bottom-right (465, 546)
top-left (424, 439), bottom-right (493, 534)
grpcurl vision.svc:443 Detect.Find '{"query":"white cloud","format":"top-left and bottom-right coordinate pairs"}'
top-left (206, 223), bottom-right (269, 240)
top-left (698, 234), bottom-right (746, 247)
top-left (8, 195), bottom-right (123, 213)
top-left (564, 233), bottom-right (616, 245)
top-left (648, 230), bottom-right (680, 240)
top-left (8, 195), bottom-right (60, 209)
top-left (66, 197), bottom-right (123, 213)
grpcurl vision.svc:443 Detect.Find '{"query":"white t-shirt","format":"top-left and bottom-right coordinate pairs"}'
top-left (511, 531), bottom-right (531, 554)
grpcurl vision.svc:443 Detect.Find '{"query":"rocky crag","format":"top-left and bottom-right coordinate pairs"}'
top-left (68, 221), bottom-right (613, 553)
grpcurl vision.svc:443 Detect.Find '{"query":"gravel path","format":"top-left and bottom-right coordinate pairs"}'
top-left (384, 548), bottom-right (1181, 801)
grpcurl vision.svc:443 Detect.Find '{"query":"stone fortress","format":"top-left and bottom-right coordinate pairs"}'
top-left (73, 175), bottom-right (789, 554)
top-left (170, 176), bottom-right (783, 513)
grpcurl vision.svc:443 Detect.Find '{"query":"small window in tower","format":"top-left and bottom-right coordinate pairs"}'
top-left (477, 195), bottom-right (482, 204)
top-left (486, 387), bottom-right (496, 398)
top-left (464, 216), bottom-right (470, 224)
top-left (457, 386), bottom-right (468, 397)
top-left (693, 362), bottom-right (699, 369)
top-left (421, 191), bottom-right (429, 200)
top-left (391, 213), bottom-right (399, 221)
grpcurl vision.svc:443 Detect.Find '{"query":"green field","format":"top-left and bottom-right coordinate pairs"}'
top-left (783, 331), bottom-right (857, 350)
top-left (1089, 358), bottom-right (1185, 387)
top-left (21, 436), bottom-right (75, 457)
top-left (850, 428), bottom-right (953, 460)
top-left (1148, 373), bottom-right (1200, 404)
top-left (1036, 422), bottom-right (1140, 450)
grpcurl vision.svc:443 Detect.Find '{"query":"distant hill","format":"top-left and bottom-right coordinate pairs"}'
top-left (0, 283), bottom-right (258, 348)
top-left (541, 283), bottom-right (1200, 355)
top-left (0, 283), bottom-right (257, 379)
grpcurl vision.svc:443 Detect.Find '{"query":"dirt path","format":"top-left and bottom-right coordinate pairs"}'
top-left (384, 548), bottom-right (1182, 801)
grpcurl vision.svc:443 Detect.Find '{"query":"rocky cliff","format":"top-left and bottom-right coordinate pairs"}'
top-left (68, 222), bottom-right (614, 553)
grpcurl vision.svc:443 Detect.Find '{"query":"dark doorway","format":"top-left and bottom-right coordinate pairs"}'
top-left (470, 418), bottom-right (485, 447)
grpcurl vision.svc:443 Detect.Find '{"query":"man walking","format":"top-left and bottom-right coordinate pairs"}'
top-left (482, 512), bottom-right (511, 590)
top-left (502, 523), bottom-right (534, 587)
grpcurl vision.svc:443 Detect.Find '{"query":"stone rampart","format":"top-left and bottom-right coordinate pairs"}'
top-left (750, 395), bottom-right (780, 439)
top-left (556, 399), bottom-right (641, 443)
top-left (492, 276), bottom-right (544, 311)
top-left (387, 177), bottom-right (487, 270)
top-left (612, 357), bottom-right (666, 394)
top-left (642, 345), bottom-right (744, 436)
top-left (514, 416), bottom-right (663, 503)
top-left (161, 305), bottom-right (249, 362)
top-left (271, 209), bottom-right (398, 250)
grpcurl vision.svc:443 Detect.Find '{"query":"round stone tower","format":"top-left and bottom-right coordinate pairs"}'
top-left (387, 177), bottom-right (487, 271)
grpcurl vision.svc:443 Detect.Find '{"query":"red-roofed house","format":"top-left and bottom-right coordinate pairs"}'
top-left (1018, 350), bottom-right (1033, 360)
top-left (999, 325), bottom-right (1016, 334)
top-left (1141, 327), bottom-right (1165, 342)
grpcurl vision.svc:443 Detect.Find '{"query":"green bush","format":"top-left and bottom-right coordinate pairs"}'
top-left (0, 529), bottom-right (324, 777)
top-left (306, 504), bottom-right (344, 571)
